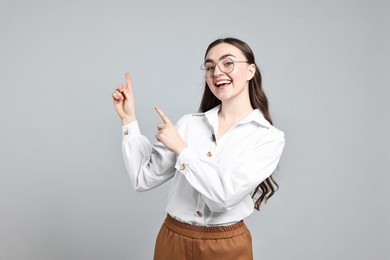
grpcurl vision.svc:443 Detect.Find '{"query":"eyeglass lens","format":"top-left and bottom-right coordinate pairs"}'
top-left (203, 58), bottom-right (235, 77)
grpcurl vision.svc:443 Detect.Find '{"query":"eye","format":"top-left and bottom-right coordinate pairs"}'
top-left (222, 59), bottom-right (234, 68)
top-left (205, 64), bottom-right (215, 71)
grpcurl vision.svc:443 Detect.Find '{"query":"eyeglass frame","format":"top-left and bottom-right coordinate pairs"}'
top-left (200, 57), bottom-right (249, 78)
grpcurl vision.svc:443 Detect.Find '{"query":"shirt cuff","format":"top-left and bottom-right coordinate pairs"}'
top-left (122, 120), bottom-right (141, 140)
top-left (175, 146), bottom-right (198, 173)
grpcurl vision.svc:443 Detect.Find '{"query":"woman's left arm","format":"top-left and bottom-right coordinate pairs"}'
top-left (176, 129), bottom-right (285, 212)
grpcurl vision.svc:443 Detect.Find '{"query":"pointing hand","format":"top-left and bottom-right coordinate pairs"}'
top-left (155, 106), bottom-right (187, 155)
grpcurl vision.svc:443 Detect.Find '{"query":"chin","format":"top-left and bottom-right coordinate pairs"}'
top-left (216, 95), bottom-right (233, 102)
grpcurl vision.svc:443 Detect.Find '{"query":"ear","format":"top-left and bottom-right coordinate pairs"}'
top-left (246, 64), bottom-right (256, 81)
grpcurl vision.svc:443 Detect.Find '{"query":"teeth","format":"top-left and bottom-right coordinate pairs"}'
top-left (215, 80), bottom-right (231, 86)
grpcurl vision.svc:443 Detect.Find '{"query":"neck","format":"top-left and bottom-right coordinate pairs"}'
top-left (219, 95), bottom-right (253, 122)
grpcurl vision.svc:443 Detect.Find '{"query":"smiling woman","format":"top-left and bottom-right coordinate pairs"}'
top-left (112, 38), bottom-right (285, 260)
top-left (199, 38), bottom-right (280, 209)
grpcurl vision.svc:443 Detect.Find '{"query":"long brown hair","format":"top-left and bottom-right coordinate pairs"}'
top-left (199, 37), bottom-right (278, 211)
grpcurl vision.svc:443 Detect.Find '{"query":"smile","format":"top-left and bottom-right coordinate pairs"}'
top-left (215, 80), bottom-right (232, 88)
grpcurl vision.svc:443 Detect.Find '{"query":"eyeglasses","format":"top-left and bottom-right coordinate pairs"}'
top-left (200, 57), bottom-right (249, 78)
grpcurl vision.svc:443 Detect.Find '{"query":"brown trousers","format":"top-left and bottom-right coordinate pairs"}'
top-left (154, 214), bottom-right (253, 260)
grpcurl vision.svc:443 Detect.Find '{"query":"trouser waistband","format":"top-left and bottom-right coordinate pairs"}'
top-left (163, 214), bottom-right (248, 239)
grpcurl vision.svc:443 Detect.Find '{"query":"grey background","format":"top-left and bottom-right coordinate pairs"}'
top-left (1, 0), bottom-right (389, 259)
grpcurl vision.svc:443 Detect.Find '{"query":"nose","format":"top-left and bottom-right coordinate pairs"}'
top-left (213, 64), bottom-right (224, 76)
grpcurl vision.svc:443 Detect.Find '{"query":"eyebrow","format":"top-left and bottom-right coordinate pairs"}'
top-left (204, 53), bottom-right (236, 63)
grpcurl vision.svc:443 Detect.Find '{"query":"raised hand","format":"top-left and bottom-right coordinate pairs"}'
top-left (155, 106), bottom-right (187, 155)
top-left (112, 73), bottom-right (136, 125)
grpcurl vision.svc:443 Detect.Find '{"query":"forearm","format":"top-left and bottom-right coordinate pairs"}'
top-left (175, 135), bottom-right (285, 211)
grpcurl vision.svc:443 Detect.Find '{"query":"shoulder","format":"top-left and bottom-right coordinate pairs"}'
top-left (269, 124), bottom-right (285, 137)
top-left (261, 125), bottom-right (285, 147)
top-left (250, 110), bottom-right (285, 139)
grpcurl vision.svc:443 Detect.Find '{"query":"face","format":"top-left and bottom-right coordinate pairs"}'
top-left (204, 43), bottom-right (255, 103)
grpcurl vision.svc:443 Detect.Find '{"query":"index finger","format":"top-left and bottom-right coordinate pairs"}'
top-left (154, 106), bottom-right (172, 124)
top-left (125, 72), bottom-right (133, 92)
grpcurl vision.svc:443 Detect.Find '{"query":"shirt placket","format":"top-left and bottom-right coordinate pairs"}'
top-left (194, 132), bottom-right (218, 222)
top-left (195, 194), bottom-right (205, 220)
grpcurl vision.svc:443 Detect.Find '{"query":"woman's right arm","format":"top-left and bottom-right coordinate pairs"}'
top-left (113, 73), bottom-right (176, 191)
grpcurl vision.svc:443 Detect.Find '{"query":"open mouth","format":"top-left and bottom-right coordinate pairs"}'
top-left (215, 80), bottom-right (232, 88)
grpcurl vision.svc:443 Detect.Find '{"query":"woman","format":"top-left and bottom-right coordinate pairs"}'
top-left (112, 38), bottom-right (285, 260)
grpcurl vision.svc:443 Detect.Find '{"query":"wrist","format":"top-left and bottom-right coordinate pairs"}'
top-left (174, 144), bottom-right (188, 156)
top-left (121, 115), bottom-right (136, 126)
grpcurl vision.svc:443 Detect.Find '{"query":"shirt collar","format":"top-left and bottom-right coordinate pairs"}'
top-left (204, 105), bottom-right (271, 128)
top-left (204, 105), bottom-right (220, 126)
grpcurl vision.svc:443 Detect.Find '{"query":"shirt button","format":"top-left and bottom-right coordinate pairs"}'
top-left (196, 211), bottom-right (203, 217)
top-left (124, 130), bottom-right (129, 136)
top-left (180, 164), bottom-right (185, 171)
top-left (207, 151), bottom-right (212, 157)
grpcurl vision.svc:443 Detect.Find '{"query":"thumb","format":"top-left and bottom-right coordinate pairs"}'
top-left (155, 106), bottom-right (172, 124)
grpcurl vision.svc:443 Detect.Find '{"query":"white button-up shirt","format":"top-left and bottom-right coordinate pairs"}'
top-left (122, 105), bottom-right (285, 226)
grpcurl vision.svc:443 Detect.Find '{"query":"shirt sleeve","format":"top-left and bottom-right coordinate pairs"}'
top-left (121, 121), bottom-right (176, 191)
top-left (175, 128), bottom-right (285, 212)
